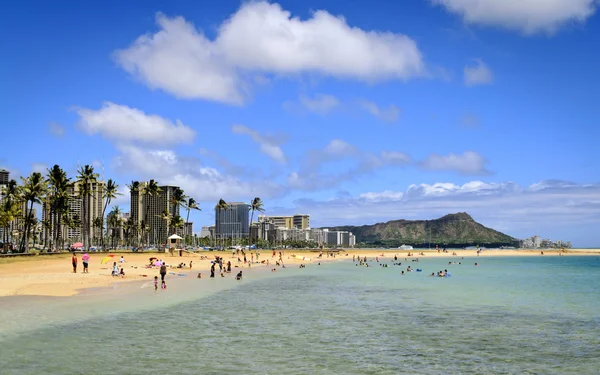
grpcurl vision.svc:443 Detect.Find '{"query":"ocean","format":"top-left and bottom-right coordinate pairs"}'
top-left (1, 255), bottom-right (599, 374)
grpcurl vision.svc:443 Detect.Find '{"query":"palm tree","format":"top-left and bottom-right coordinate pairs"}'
top-left (0, 180), bottom-right (20, 250)
top-left (76, 165), bottom-right (99, 251)
top-left (171, 215), bottom-right (184, 235)
top-left (47, 165), bottom-right (71, 252)
top-left (158, 210), bottom-right (172, 247)
top-left (249, 197), bottom-right (264, 245)
top-left (127, 180), bottom-right (140, 244)
top-left (185, 197), bottom-right (201, 225)
top-left (171, 187), bottom-right (186, 216)
top-left (107, 206), bottom-right (123, 249)
top-left (100, 179), bottom-right (120, 251)
top-left (215, 198), bottom-right (228, 249)
top-left (19, 172), bottom-right (47, 253)
top-left (122, 215), bottom-right (136, 247)
top-left (141, 180), bottom-right (161, 247)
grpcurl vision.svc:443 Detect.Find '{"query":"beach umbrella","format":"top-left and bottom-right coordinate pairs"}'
top-left (72, 242), bottom-right (84, 248)
top-left (101, 254), bottom-right (115, 264)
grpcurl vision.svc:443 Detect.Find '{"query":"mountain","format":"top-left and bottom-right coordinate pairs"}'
top-left (326, 212), bottom-right (517, 247)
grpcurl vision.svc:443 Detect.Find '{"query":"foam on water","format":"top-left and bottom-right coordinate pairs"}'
top-left (1, 256), bottom-right (599, 374)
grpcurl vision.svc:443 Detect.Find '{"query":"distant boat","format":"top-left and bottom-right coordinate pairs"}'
top-left (399, 245), bottom-right (413, 250)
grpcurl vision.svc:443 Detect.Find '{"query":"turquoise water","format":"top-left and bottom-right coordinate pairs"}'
top-left (1, 256), bottom-right (599, 374)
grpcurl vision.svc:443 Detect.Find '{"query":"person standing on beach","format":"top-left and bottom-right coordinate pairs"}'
top-left (71, 253), bottom-right (78, 273)
top-left (82, 255), bottom-right (89, 274)
top-left (160, 263), bottom-right (167, 282)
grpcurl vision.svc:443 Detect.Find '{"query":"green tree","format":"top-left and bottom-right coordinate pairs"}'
top-left (215, 198), bottom-right (228, 249)
top-left (107, 206), bottom-right (123, 249)
top-left (249, 197), bottom-right (264, 244)
top-left (185, 197), bottom-right (200, 225)
top-left (76, 165), bottom-right (99, 251)
top-left (0, 180), bottom-right (21, 251)
top-left (47, 165), bottom-right (71, 252)
top-left (171, 215), bottom-right (184, 235)
top-left (158, 210), bottom-right (172, 246)
top-left (141, 180), bottom-right (161, 246)
top-left (101, 179), bottom-right (120, 251)
top-left (170, 187), bottom-right (186, 216)
top-left (19, 172), bottom-right (47, 253)
top-left (127, 180), bottom-right (140, 244)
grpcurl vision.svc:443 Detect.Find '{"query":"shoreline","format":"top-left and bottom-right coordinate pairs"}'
top-left (0, 248), bottom-right (598, 298)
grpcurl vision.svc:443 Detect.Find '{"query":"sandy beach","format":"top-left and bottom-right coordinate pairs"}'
top-left (1, 248), bottom-right (598, 297)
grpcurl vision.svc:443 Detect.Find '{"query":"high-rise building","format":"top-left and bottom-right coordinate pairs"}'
top-left (293, 214), bottom-right (310, 229)
top-left (200, 225), bottom-right (213, 239)
top-left (184, 222), bottom-right (193, 237)
top-left (0, 169), bottom-right (9, 186)
top-left (215, 202), bottom-right (249, 239)
top-left (130, 183), bottom-right (182, 246)
top-left (258, 214), bottom-right (310, 230)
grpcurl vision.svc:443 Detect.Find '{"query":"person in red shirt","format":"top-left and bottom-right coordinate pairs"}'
top-left (72, 253), bottom-right (78, 273)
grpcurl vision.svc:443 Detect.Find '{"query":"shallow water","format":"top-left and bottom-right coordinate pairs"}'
top-left (1, 256), bottom-right (599, 374)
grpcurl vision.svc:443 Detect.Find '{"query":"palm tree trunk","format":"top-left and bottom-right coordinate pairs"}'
top-left (250, 209), bottom-right (255, 245)
top-left (25, 200), bottom-right (34, 253)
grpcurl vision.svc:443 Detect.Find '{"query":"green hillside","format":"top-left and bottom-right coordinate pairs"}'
top-left (327, 212), bottom-right (517, 247)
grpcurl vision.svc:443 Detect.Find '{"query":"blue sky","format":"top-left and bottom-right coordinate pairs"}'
top-left (2, 0), bottom-right (600, 246)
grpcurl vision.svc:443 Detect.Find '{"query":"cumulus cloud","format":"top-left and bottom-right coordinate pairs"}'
top-left (75, 102), bottom-right (195, 145)
top-left (464, 59), bottom-right (493, 86)
top-left (420, 151), bottom-right (490, 175)
top-left (432, 0), bottom-right (597, 35)
top-left (48, 122), bottom-right (65, 138)
top-left (113, 144), bottom-right (284, 202)
top-left (291, 180), bottom-right (600, 245)
top-left (231, 124), bottom-right (287, 163)
top-left (114, 2), bottom-right (425, 104)
top-left (357, 100), bottom-right (401, 123)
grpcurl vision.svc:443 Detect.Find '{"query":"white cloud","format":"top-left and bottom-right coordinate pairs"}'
top-left (114, 2), bottom-right (425, 104)
top-left (464, 59), bottom-right (493, 86)
top-left (432, 0), bottom-right (597, 35)
top-left (231, 124), bottom-right (287, 163)
top-left (113, 144), bottom-right (284, 202)
top-left (76, 102), bottom-right (195, 145)
top-left (359, 190), bottom-right (404, 202)
top-left (358, 100), bottom-right (401, 123)
top-left (381, 151), bottom-right (411, 165)
top-left (420, 151), bottom-right (489, 175)
top-left (404, 181), bottom-right (518, 199)
top-left (48, 122), bottom-right (65, 138)
top-left (324, 139), bottom-right (356, 156)
top-left (298, 94), bottom-right (340, 115)
top-left (292, 180), bottom-right (600, 246)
